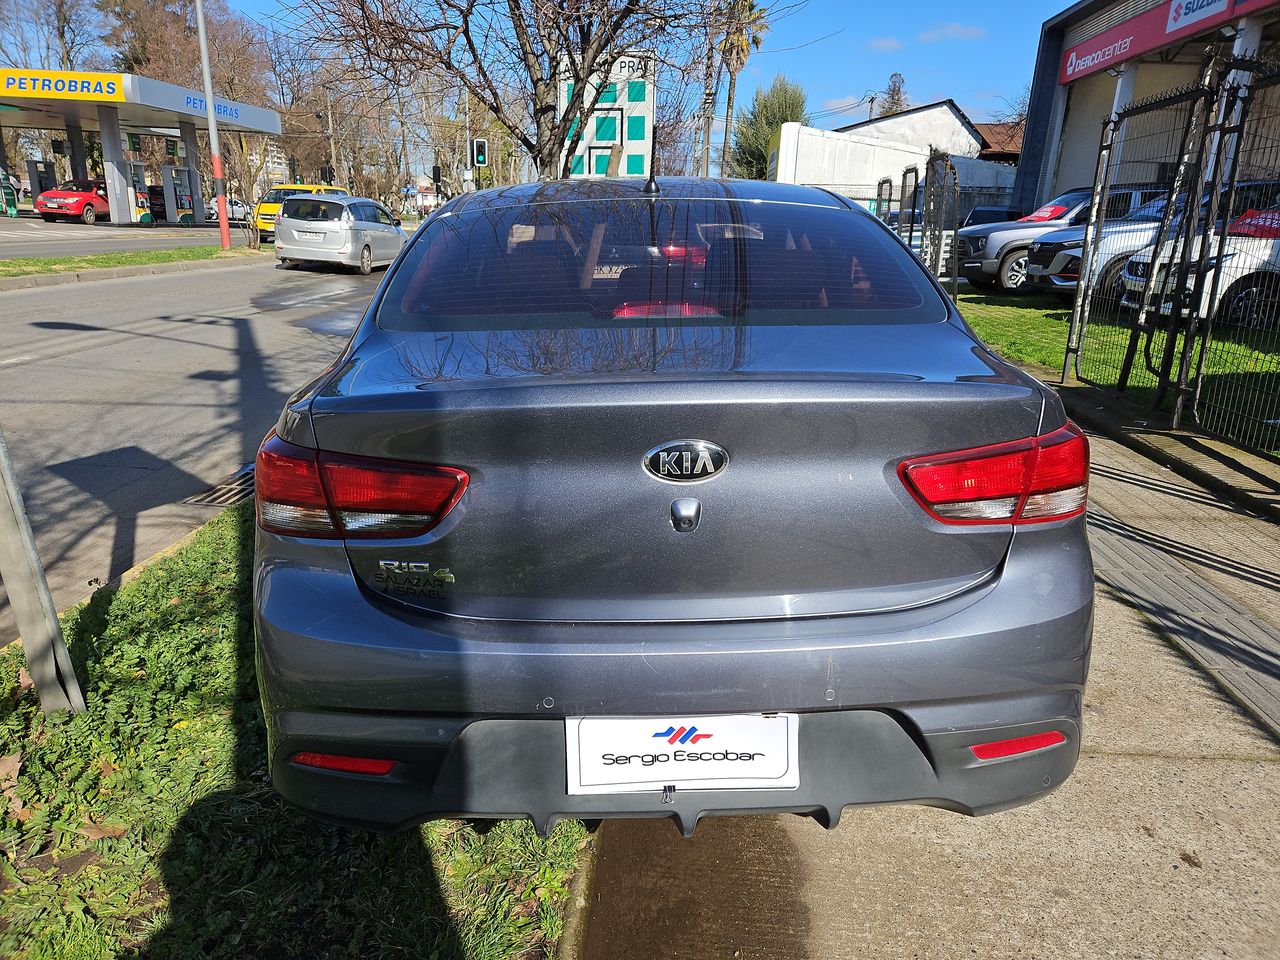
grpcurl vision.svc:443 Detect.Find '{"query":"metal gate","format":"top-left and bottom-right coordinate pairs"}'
top-left (876, 177), bottom-right (894, 223)
top-left (897, 165), bottom-right (919, 249)
top-left (920, 150), bottom-right (960, 293)
top-left (1066, 52), bottom-right (1280, 457)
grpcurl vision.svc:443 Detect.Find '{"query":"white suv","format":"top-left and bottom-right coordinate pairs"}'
top-left (1120, 206), bottom-right (1280, 328)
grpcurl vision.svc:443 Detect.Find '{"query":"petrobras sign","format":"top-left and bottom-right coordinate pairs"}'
top-left (1059, 0), bottom-right (1258, 85)
top-left (124, 75), bottom-right (281, 135)
top-left (0, 69), bottom-right (124, 102)
top-left (1167, 0), bottom-right (1231, 31)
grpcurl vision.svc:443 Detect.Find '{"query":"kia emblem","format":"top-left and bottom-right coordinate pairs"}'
top-left (643, 440), bottom-right (729, 483)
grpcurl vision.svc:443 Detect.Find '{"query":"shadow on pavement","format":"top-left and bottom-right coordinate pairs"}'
top-left (582, 816), bottom-right (812, 960)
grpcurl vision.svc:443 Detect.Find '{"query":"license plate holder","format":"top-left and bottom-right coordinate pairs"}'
top-left (565, 713), bottom-right (800, 795)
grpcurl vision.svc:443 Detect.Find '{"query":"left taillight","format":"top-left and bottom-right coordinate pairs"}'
top-left (254, 433), bottom-right (469, 539)
top-left (898, 422), bottom-right (1089, 525)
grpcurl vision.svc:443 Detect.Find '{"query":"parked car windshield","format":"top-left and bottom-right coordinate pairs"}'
top-left (377, 199), bottom-right (946, 331)
top-left (282, 198), bottom-right (345, 221)
top-left (59, 180), bottom-right (96, 192)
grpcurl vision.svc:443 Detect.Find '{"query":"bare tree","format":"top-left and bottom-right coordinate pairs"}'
top-left (0, 0), bottom-right (106, 70)
top-left (877, 71), bottom-right (908, 117)
top-left (298, 0), bottom-right (710, 178)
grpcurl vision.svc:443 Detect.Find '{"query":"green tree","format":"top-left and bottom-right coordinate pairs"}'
top-left (877, 71), bottom-right (908, 117)
top-left (728, 73), bottom-right (808, 181)
top-left (719, 0), bottom-right (769, 176)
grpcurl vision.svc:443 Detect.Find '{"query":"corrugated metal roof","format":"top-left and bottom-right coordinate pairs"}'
top-left (1063, 0), bottom-right (1163, 46)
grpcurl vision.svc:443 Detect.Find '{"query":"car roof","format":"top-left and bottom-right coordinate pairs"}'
top-left (281, 193), bottom-right (378, 205)
top-left (448, 177), bottom-right (852, 214)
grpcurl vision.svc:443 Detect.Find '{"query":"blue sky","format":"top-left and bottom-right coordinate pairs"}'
top-left (232, 0), bottom-right (1048, 126)
top-left (735, 0), bottom-right (1047, 125)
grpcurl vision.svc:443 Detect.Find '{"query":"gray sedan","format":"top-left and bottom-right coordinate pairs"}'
top-left (253, 178), bottom-right (1094, 837)
top-left (273, 194), bottom-right (407, 274)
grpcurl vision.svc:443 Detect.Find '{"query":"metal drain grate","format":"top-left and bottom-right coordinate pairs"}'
top-left (184, 464), bottom-right (255, 507)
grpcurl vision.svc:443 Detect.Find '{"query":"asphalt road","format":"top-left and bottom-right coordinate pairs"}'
top-left (0, 256), bottom-right (372, 641)
top-left (0, 211), bottom-right (250, 259)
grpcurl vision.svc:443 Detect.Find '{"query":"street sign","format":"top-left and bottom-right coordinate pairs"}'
top-left (472, 138), bottom-right (489, 167)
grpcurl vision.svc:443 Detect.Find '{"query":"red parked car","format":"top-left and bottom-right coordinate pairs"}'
top-left (35, 179), bottom-right (111, 225)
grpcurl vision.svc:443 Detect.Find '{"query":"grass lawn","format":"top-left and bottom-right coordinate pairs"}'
top-left (954, 289), bottom-right (1074, 374)
top-left (0, 246), bottom-right (257, 279)
top-left (955, 288), bottom-right (1280, 452)
top-left (0, 505), bottom-right (585, 959)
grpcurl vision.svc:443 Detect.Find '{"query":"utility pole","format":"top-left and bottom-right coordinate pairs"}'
top-left (463, 83), bottom-right (474, 190)
top-left (0, 426), bottom-right (84, 714)
top-left (700, 94), bottom-right (713, 177)
top-left (325, 87), bottom-right (339, 185)
top-left (193, 0), bottom-right (230, 250)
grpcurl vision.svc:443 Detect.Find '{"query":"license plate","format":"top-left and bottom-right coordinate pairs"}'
top-left (298, 230), bottom-right (323, 240)
top-left (565, 713), bottom-right (799, 795)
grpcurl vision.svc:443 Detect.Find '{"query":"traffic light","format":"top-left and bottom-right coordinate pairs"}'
top-left (472, 138), bottom-right (488, 167)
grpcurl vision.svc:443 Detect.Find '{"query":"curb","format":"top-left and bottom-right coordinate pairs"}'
top-left (0, 253), bottom-right (268, 293)
top-left (556, 830), bottom-right (599, 960)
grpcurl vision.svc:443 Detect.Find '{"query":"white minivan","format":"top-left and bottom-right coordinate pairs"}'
top-left (274, 194), bottom-right (408, 275)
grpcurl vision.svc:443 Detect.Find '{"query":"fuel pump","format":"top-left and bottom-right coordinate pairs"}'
top-left (25, 160), bottom-right (57, 198)
top-left (125, 160), bottom-right (152, 224)
top-left (161, 165), bottom-right (194, 224)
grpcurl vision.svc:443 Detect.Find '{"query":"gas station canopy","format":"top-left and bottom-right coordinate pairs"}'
top-left (0, 68), bottom-right (281, 135)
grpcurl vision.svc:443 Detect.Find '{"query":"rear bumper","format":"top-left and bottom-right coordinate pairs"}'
top-left (270, 705), bottom-right (1082, 836)
top-left (255, 520), bottom-right (1094, 831)
top-left (275, 240), bottom-right (356, 266)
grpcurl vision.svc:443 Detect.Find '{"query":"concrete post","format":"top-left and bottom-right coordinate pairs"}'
top-left (97, 105), bottom-right (131, 223)
top-left (1107, 62), bottom-right (1141, 172)
top-left (67, 124), bottom-right (89, 180)
top-left (0, 425), bottom-right (84, 714)
top-left (179, 121), bottom-right (205, 221)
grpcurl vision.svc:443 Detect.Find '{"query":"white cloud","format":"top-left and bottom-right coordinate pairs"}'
top-left (870, 36), bottom-right (904, 52)
top-left (917, 22), bottom-right (986, 43)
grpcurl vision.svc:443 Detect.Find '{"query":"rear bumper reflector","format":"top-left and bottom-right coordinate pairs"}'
top-left (291, 752), bottom-right (397, 776)
top-left (969, 730), bottom-right (1067, 761)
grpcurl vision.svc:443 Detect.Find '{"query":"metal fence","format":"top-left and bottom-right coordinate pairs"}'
top-left (1066, 52), bottom-right (1280, 456)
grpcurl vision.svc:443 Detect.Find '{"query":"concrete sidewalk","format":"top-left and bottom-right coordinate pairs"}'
top-left (1056, 384), bottom-right (1280, 737)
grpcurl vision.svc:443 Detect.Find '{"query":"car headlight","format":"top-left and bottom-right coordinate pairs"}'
top-left (967, 235), bottom-right (986, 254)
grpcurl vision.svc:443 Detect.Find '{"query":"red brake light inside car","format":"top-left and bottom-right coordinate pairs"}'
top-left (255, 433), bottom-right (469, 538)
top-left (899, 423), bottom-right (1089, 525)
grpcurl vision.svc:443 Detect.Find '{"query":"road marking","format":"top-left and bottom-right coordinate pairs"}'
top-left (0, 357), bottom-right (34, 366)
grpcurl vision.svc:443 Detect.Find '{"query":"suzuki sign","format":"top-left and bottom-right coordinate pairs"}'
top-left (1058, 0), bottom-right (1267, 84)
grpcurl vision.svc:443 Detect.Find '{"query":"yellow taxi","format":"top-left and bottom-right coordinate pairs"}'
top-left (253, 183), bottom-right (349, 240)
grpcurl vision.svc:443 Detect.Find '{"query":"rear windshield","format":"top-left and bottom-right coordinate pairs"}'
top-left (282, 198), bottom-right (344, 221)
top-left (261, 188), bottom-right (302, 204)
top-left (377, 199), bottom-right (944, 331)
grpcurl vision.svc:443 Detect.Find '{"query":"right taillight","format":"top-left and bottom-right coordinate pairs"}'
top-left (899, 422), bottom-right (1089, 525)
top-left (254, 433), bottom-right (469, 538)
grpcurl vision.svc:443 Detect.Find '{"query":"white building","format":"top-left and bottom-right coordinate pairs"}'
top-left (558, 53), bottom-right (655, 178)
top-left (834, 100), bottom-right (986, 159)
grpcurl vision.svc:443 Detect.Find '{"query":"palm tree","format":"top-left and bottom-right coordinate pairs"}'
top-left (720, 0), bottom-right (769, 177)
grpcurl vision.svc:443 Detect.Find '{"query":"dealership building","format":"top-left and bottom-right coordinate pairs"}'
top-left (1014, 0), bottom-right (1280, 212)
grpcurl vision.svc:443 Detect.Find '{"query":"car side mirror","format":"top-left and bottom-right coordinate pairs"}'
top-left (393, 218), bottom-right (402, 226)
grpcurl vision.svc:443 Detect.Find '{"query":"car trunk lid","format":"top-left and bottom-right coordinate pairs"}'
top-left (307, 323), bottom-right (1044, 623)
